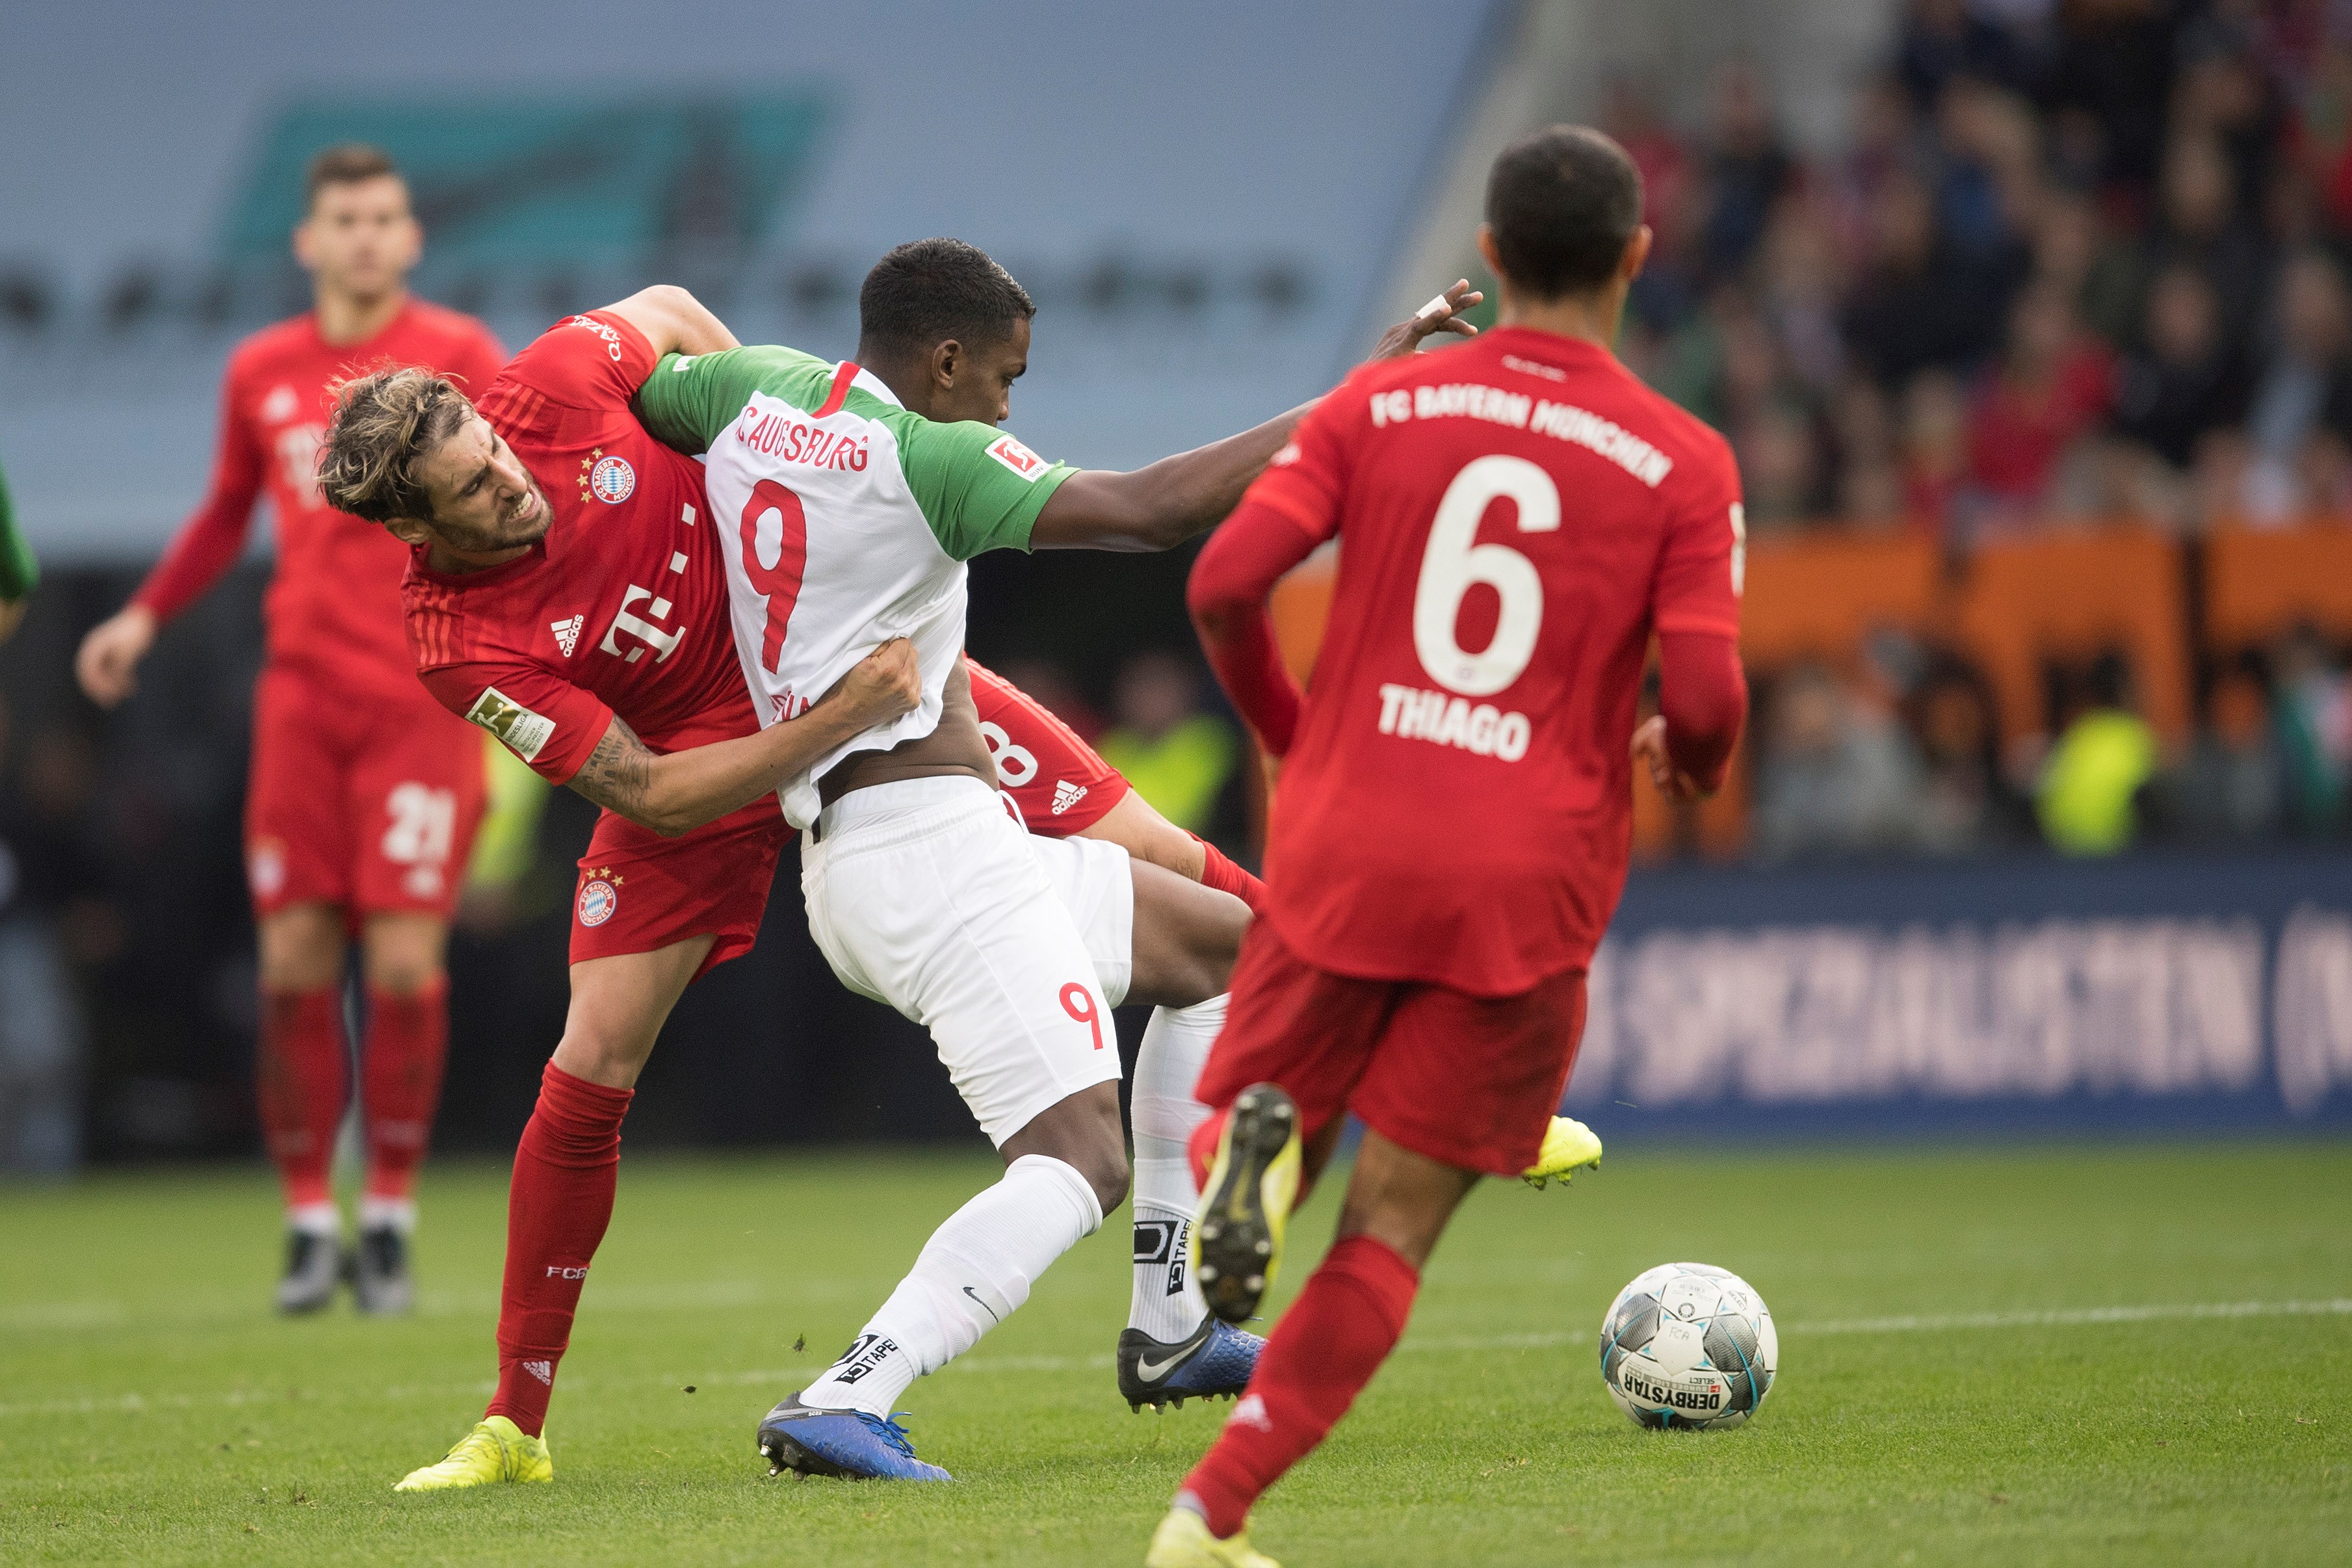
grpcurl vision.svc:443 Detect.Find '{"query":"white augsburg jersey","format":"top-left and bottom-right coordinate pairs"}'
top-left (636, 345), bottom-right (1075, 826)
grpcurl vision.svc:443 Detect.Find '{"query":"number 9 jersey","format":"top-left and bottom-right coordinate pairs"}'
top-left (1207, 326), bottom-right (1744, 996)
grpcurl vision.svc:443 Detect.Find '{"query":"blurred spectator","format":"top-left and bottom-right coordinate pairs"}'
top-left (1898, 369), bottom-right (1971, 534)
top-left (1842, 172), bottom-right (2002, 387)
top-left (1700, 62), bottom-right (1796, 282)
top-left (2045, 0), bottom-right (2180, 192)
top-left (1751, 660), bottom-right (1924, 861)
top-left (2175, 663), bottom-right (2284, 839)
top-left (2273, 622), bottom-right (2351, 832)
top-left (1965, 280), bottom-right (2115, 517)
top-left (1895, 0), bottom-right (2039, 107)
top-left (2035, 652), bottom-right (2158, 856)
top-left (2241, 248), bottom-right (2352, 518)
top-left (2108, 264), bottom-right (2251, 471)
top-left (2143, 132), bottom-right (2271, 348)
top-left (1904, 661), bottom-right (2024, 854)
top-left (1095, 652), bottom-right (1237, 835)
top-left (2031, 188), bottom-right (2142, 349)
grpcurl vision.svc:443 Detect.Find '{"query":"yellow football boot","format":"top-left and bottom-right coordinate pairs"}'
top-left (1191, 1084), bottom-right (1302, 1326)
top-left (1146, 1506), bottom-right (1283, 1568)
top-left (392, 1416), bottom-right (553, 1492)
top-left (1521, 1114), bottom-right (1603, 1189)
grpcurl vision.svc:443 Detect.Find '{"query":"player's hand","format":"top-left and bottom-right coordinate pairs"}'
top-left (1630, 714), bottom-right (1704, 799)
top-left (1366, 279), bottom-right (1483, 360)
top-left (75, 604), bottom-right (158, 709)
top-left (830, 637), bottom-right (922, 724)
top-left (0, 595), bottom-right (27, 648)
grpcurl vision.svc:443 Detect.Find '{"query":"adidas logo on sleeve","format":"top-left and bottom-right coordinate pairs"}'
top-left (550, 615), bottom-right (583, 657)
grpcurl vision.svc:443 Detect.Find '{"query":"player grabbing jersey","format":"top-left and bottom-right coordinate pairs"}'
top-left (1145, 129), bottom-right (1749, 1568)
top-left (74, 146), bottom-right (504, 1316)
top-left (315, 277), bottom-right (1357, 1492)
top-left (634, 240), bottom-right (1478, 1480)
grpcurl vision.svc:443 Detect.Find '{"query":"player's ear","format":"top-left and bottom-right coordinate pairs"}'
top-left (292, 215), bottom-right (319, 273)
top-left (383, 516), bottom-right (432, 547)
top-left (1473, 223), bottom-right (1504, 287)
top-left (930, 338), bottom-right (961, 393)
top-left (1619, 224), bottom-right (1653, 285)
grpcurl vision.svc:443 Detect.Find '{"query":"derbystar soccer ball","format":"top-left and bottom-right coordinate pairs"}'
top-left (1599, 1262), bottom-right (1777, 1430)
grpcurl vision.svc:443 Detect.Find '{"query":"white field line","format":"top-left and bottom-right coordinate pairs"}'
top-left (3, 1298), bottom-right (2345, 1425)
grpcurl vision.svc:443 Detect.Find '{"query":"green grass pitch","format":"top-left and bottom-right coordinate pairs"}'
top-left (3, 1141), bottom-right (2347, 1565)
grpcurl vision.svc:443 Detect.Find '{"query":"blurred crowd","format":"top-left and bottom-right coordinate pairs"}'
top-left (1617, 0), bottom-right (2352, 540)
top-left (1607, 0), bottom-right (2352, 859)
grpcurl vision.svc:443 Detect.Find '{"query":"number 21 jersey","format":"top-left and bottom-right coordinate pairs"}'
top-left (1244, 326), bottom-right (1744, 995)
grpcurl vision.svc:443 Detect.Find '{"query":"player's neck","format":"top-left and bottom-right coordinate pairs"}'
top-left (313, 286), bottom-right (409, 348)
top-left (424, 540), bottom-right (531, 575)
top-left (1495, 287), bottom-right (1625, 352)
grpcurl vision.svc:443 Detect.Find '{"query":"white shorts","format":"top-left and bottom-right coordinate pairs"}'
top-left (801, 776), bottom-right (1134, 1145)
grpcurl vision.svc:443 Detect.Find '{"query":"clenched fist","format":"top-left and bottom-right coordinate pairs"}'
top-left (831, 636), bottom-right (922, 725)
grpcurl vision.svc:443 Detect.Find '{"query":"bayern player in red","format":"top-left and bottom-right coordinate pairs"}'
top-left (1145, 127), bottom-right (1751, 1568)
top-left (73, 146), bottom-right (506, 1316)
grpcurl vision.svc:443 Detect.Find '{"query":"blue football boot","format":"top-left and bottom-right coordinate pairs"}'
top-left (1117, 1318), bottom-right (1264, 1412)
top-left (757, 1393), bottom-right (952, 1482)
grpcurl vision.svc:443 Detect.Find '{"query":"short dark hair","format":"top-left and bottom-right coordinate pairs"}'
top-left (1484, 125), bottom-right (1643, 298)
top-left (857, 238), bottom-right (1035, 361)
top-left (306, 144), bottom-right (402, 211)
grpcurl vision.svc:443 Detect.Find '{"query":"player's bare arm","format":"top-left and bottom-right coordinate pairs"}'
top-left (568, 638), bottom-right (922, 836)
top-left (1028, 281), bottom-right (1483, 555)
top-left (599, 285), bottom-right (741, 360)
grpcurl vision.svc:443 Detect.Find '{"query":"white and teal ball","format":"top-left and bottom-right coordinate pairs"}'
top-left (1599, 1262), bottom-right (1776, 1431)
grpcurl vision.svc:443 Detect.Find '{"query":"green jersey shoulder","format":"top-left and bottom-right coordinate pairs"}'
top-left (634, 346), bottom-right (1074, 559)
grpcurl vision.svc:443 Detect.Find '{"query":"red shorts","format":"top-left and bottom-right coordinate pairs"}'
top-left (245, 664), bottom-right (488, 927)
top-left (1195, 920), bottom-right (1588, 1177)
top-left (568, 802), bottom-right (790, 982)
top-left (967, 658), bottom-right (1130, 836)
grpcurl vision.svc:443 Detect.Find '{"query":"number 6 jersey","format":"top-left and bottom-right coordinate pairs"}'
top-left (634, 348), bottom-right (1076, 828)
top-left (1192, 326), bottom-right (1745, 995)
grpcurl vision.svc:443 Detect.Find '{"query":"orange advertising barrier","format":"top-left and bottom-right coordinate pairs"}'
top-left (1739, 530), bottom-right (1944, 668)
top-left (1948, 527), bottom-right (2192, 745)
top-left (2203, 520), bottom-right (2352, 653)
top-left (1246, 517), bottom-right (2352, 851)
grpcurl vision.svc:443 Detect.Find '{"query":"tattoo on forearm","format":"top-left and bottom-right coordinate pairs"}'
top-left (569, 716), bottom-right (655, 819)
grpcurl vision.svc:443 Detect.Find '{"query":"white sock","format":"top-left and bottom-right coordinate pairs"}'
top-left (1129, 996), bottom-right (1223, 1342)
top-left (287, 1201), bottom-right (339, 1237)
top-left (798, 1153), bottom-right (1103, 1417)
top-left (359, 1195), bottom-right (417, 1234)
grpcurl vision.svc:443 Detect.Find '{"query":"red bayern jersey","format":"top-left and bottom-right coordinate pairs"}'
top-left (967, 657), bottom-right (1130, 833)
top-left (1196, 326), bottom-right (1744, 995)
top-left (135, 299), bottom-right (506, 703)
top-left (404, 312), bottom-right (769, 846)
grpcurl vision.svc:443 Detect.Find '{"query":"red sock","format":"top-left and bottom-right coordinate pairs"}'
top-left (361, 979), bottom-right (451, 1203)
top-left (1181, 1235), bottom-right (1420, 1538)
top-left (1193, 837), bottom-right (1266, 911)
top-left (488, 1062), bottom-right (633, 1438)
top-left (255, 987), bottom-right (348, 1212)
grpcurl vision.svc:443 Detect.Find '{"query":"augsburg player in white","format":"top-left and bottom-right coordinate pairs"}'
top-left (637, 240), bottom-right (1479, 1480)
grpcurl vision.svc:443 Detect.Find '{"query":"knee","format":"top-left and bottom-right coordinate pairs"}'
top-left (258, 908), bottom-right (344, 993)
top-left (1082, 1146), bottom-right (1130, 1216)
top-left (363, 954), bottom-right (445, 997)
top-left (550, 1018), bottom-right (653, 1090)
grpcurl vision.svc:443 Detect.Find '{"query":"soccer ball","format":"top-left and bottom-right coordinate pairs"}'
top-left (1598, 1262), bottom-right (1777, 1430)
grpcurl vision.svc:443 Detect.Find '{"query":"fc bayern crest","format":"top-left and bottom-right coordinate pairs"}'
top-left (577, 877), bottom-right (618, 927)
top-left (588, 454), bottom-right (636, 504)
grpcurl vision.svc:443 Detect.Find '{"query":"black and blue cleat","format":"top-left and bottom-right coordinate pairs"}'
top-left (1117, 1318), bottom-right (1265, 1411)
top-left (756, 1393), bottom-right (952, 1482)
